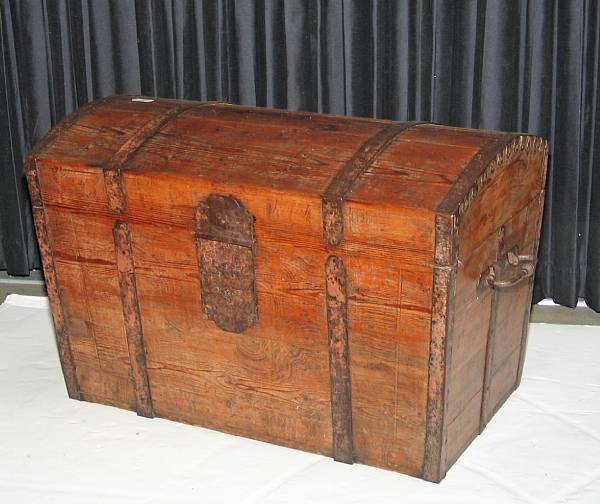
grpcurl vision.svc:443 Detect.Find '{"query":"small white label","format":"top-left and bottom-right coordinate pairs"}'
top-left (131, 98), bottom-right (155, 103)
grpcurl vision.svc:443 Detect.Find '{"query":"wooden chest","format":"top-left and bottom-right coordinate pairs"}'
top-left (25, 96), bottom-right (547, 482)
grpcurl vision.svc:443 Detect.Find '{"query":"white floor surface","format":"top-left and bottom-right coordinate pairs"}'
top-left (1, 294), bottom-right (599, 503)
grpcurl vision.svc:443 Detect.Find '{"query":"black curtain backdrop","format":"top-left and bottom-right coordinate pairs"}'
top-left (1, 0), bottom-right (599, 310)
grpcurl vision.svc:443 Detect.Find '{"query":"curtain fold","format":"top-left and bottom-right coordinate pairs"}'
top-left (1, 0), bottom-right (598, 310)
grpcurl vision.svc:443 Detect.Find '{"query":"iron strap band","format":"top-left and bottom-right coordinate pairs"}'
top-left (321, 121), bottom-right (428, 247)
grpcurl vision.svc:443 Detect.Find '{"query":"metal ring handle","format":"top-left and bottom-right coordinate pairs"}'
top-left (485, 254), bottom-right (536, 289)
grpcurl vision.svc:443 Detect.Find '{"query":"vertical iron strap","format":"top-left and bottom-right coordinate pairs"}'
top-left (321, 121), bottom-right (427, 463)
top-left (113, 220), bottom-right (154, 418)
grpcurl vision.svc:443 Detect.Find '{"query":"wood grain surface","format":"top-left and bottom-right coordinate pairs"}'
top-left (25, 97), bottom-right (548, 481)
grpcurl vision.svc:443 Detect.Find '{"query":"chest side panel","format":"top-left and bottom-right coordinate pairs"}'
top-left (441, 138), bottom-right (548, 476)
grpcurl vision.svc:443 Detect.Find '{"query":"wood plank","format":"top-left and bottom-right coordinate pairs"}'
top-left (38, 162), bottom-right (109, 210)
top-left (350, 341), bottom-right (428, 474)
top-left (53, 260), bottom-right (131, 378)
top-left (149, 372), bottom-right (331, 456)
top-left (75, 365), bottom-right (136, 411)
top-left (482, 346), bottom-right (521, 423)
top-left (445, 293), bottom-right (492, 424)
top-left (443, 388), bottom-right (482, 469)
top-left (342, 201), bottom-right (436, 266)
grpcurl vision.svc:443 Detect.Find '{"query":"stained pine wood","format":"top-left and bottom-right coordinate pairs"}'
top-left (25, 96), bottom-right (547, 482)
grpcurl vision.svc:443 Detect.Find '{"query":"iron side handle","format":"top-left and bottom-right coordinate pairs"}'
top-left (479, 248), bottom-right (536, 291)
